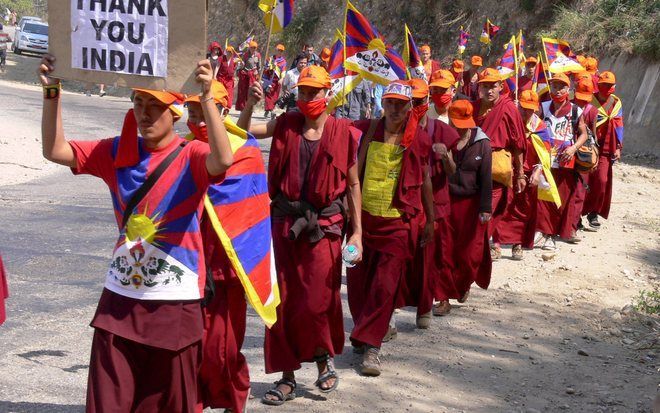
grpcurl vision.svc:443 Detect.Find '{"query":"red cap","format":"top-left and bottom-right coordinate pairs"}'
top-left (409, 78), bottom-right (429, 98)
top-left (296, 65), bottom-right (332, 89)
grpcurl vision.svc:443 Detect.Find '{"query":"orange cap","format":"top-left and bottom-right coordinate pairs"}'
top-left (477, 67), bottom-right (501, 83)
top-left (576, 55), bottom-right (586, 67)
top-left (525, 56), bottom-right (538, 64)
top-left (420, 44), bottom-right (431, 53)
top-left (249, 40), bottom-right (258, 48)
top-left (409, 78), bottom-right (429, 98)
top-left (597, 71), bottom-right (616, 85)
top-left (226, 45), bottom-right (235, 53)
top-left (452, 59), bottom-right (464, 73)
top-left (295, 65), bottom-right (332, 89)
top-left (448, 100), bottom-right (476, 129)
top-left (519, 89), bottom-right (539, 110)
top-left (574, 78), bottom-right (595, 101)
top-left (276, 43), bottom-right (285, 51)
top-left (382, 80), bottom-right (413, 101)
top-left (320, 47), bottom-right (332, 62)
top-left (133, 88), bottom-right (184, 118)
top-left (585, 57), bottom-right (598, 74)
top-left (429, 69), bottom-right (455, 88)
top-left (471, 55), bottom-right (483, 67)
top-left (573, 70), bottom-right (591, 82)
top-left (549, 72), bottom-right (570, 87)
top-left (184, 80), bottom-right (229, 108)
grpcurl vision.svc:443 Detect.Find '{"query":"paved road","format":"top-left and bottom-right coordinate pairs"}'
top-left (0, 83), bottom-right (275, 412)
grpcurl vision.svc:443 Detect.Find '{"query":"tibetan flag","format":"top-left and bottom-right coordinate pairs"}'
top-left (592, 95), bottom-right (624, 145)
top-left (238, 35), bottom-right (254, 53)
top-left (516, 30), bottom-right (526, 70)
top-left (532, 52), bottom-right (549, 95)
top-left (458, 26), bottom-right (470, 55)
top-left (403, 24), bottom-right (425, 80)
top-left (480, 18), bottom-right (500, 45)
top-left (528, 114), bottom-right (561, 208)
top-left (258, 0), bottom-right (294, 34)
top-left (542, 37), bottom-right (583, 73)
top-left (498, 36), bottom-right (518, 79)
top-left (344, 1), bottom-right (406, 85)
top-left (327, 29), bottom-right (362, 112)
top-left (202, 119), bottom-right (280, 327)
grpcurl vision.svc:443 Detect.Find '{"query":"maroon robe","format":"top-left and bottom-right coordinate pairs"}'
top-left (264, 112), bottom-right (359, 373)
top-left (215, 55), bottom-right (236, 109)
top-left (493, 120), bottom-right (543, 247)
top-left (462, 70), bottom-right (480, 101)
top-left (439, 129), bottom-right (492, 301)
top-left (518, 75), bottom-right (534, 92)
top-left (0, 254), bottom-right (6, 325)
top-left (474, 95), bottom-right (527, 238)
top-left (348, 119), bottom-right (431, 348)
top-left (411, 119), bottom-right (460, 314)
top-left (582, 99), bottom-right (621, 219)
top-left (264, 69), bottom-right (282, 112)
top-left (197, 222), bottom-right (249, 413)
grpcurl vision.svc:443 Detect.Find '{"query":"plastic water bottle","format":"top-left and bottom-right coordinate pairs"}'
top-left (538, 173), bottom-right (551, 190)
top-left (342, 244), bottom-right (359, 268)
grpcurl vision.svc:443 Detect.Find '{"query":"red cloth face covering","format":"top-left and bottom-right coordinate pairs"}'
top-left (550, 92), bottom-right (569, 104)
top-left (297, 97), bottom-right (328, 119)
top-left (187, 121), bottom-right (208, 143)
top-left (431, 93), bottom-right (452, 109)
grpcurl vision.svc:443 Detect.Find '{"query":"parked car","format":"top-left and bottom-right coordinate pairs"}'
top-left (13, 21), bottom-right (48, 54)
top-left (16, 16), bottom-right (42, 29)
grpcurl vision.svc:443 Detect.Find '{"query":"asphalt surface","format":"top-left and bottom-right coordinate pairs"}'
top-left (0, 83), bottom-right (272, 412)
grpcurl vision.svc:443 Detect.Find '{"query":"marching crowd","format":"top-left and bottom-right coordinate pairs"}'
top-left (31, 34), bottom-right (623, 412)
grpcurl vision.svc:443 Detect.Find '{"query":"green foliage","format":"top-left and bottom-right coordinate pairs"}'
top-left (633, 288), bottom-right (660, 315)
top-left (0, 0), bottom-right (36, 19)
top-left (551, 0), bottom-right (660, 60)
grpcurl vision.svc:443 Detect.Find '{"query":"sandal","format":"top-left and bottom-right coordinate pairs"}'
top-left (261, 377), bottom-right (296, 406)
top-left (313, 353), bottom-right (339, 393)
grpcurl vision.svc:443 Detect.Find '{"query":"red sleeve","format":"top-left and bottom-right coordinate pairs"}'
top-left (439, 123), bottom-right (460, 151)
top-left (69, 138), bottom-right (115, 181)
top-left (186, 140), bottom-right (225, 188)
top-left (506, 107), bottom-right (527, 153)
top-left (347, 125), bottom-right (362, 170)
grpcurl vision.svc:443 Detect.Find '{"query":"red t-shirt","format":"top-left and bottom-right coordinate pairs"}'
top-left (70, 135), bottom-right (221, 349)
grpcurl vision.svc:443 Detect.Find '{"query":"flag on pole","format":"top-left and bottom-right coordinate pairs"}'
top-left (532, 52), bottom-right (549, 95)
top-left (458, 26), bottom-right (470, 55)
top-left (238, 35), bottom-right (255, 52)
top-left (528, 115), bottom-right (561, 208)
top-left (479, 18), bottom-right (500, 45)
top-left (343, 0), bottom-right (406, 84)
top-left (327, 28), bottom-right (362, 112)
top-left (403, 24), bottom-right (425, 80)
top-left (258, 0), bottom-right (294, 33)
top-left (202, 119), bottom-right (280, 327)
top-left (542, 37), bottom-right (583, 73)
top-left (498, 36), bottom-right (518, 79)
top-left (516, 30), bottom-right (526, 71)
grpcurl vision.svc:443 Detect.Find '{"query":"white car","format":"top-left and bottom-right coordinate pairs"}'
top-left (13, 20), bottom-right (48, 54)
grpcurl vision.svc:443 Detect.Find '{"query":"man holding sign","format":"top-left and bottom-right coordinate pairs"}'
top-left (38, 52), bottom-right (233, 411)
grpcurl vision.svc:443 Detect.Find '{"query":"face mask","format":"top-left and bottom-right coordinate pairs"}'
top-left (431, 93), bottom-right (452, 109)
top-left (598, 84), bottom-right (615, 97)
top-left (187, 121), bottom-right (208, 143)
top-left (414, 102), bottom-right (430, 118)
top-left (297, 96), bottom-right (328, 119)
top-left (550, 91), bottom-right (568, 104)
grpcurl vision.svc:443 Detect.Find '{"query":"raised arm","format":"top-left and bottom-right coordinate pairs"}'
top-left (38, 54), bottom-right (76, 168)
top-left (195, 60), bottom-right (233, 176)
top-left (236, 81), bottom-right (277, 139)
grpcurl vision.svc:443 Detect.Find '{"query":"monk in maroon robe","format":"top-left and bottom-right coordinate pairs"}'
top-left (208, 42), bottom-right (236, 109)
top-left (235, 42), bottom-right (260, 111)
top-left (0, 255), bottom-right (7, 326)
top-left (237, 65), bottom-right (362, 405)
top-left (439, 100), bottom-right (493, 314)
top-left (407, 78), bottom-right (459, 320)
top-left (184, 87), bottom-right (250, 413)
top-left (472, 68), bottom-right (526, 260)
top-left (582, 71), bottom-right (623, 229)
top-left (493, 90), bottom-right (547, 259)
top-left (462, 55), bottom-right (482, 101)
top-left (348, 80), bottom-right (434, 377)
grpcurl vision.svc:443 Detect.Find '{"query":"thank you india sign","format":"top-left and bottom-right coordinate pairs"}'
top-left (49, 0), bottom-right (205, 92)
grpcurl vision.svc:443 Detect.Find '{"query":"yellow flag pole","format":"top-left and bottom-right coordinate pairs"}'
top-left (259, 1), bottom-right (277, 84)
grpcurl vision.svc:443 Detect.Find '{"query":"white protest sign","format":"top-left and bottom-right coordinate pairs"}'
top-left (49, 0), bottom-right (205, 93)
top-left (70, 0), bottom-right (168, 77)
